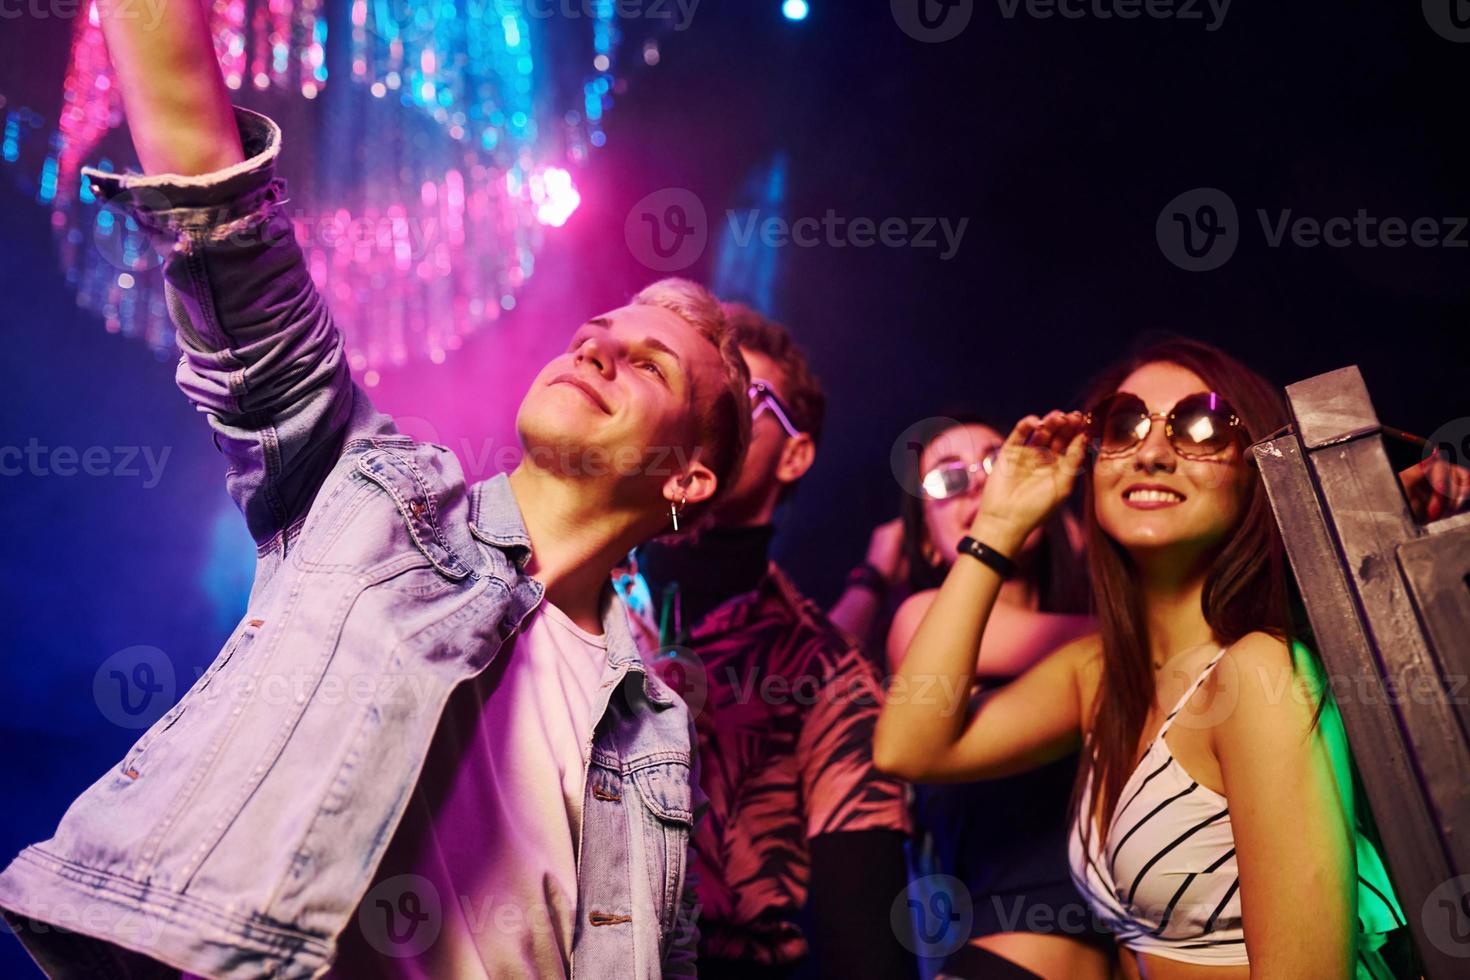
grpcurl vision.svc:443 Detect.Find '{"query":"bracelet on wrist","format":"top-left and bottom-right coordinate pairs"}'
top-left (846, 562), bottom-right (889, 596)
top-left (956, 535), bottom-right (1018, 580)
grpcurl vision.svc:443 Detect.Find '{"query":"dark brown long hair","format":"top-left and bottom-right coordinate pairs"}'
top-left (899, 411), bottom-right (1091, 615)
top-left (1074, 338), bottom-right (1300, 834)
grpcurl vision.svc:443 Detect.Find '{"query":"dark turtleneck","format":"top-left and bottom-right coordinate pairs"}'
top-left (634, 523), bottom-right (776, 634)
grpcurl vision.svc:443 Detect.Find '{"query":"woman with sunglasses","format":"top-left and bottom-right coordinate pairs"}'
top-left (832, 414), bottom-right (1109, 980)
top-left (831, 414), bottom-right (1091, 671)
top-left (874, 339), bottom-right (1403, 980)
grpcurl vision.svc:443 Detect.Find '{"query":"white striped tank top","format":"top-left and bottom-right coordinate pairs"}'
top-left (1067, 644), bottom-right (1406, 973)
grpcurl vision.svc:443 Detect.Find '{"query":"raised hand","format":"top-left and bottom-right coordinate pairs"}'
top-left (865, 517), bottom-right (908, 586)
top-left (1400, 452), bottom-right (1470, 523)
top-left (970, 410), bottom-right (1088, 548)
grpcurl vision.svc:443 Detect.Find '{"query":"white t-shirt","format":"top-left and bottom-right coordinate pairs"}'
top-left (325, 598), bottom-right (609, 978)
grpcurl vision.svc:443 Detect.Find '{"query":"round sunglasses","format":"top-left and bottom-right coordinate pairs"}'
top-left (1085, 391), bottom-right (1245, 460)
top-left (920, 447), bottom-right (1000, 501)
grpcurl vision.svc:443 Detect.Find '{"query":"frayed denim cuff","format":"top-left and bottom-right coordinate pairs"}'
top-left (79, 106), bottom-right (285, 247)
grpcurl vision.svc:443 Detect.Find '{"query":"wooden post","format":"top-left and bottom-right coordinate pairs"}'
top-left (1253, 365), bottom-right (1470, 978)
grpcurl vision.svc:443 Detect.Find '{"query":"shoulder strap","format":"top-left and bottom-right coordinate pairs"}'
top-left (1157, 647), bottom-right (1230, 740)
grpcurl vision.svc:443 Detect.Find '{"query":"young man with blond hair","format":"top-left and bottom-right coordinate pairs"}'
top-left (0, 3), bottom-right (748, 977)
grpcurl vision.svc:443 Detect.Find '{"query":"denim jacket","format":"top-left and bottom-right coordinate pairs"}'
top-left (0, 108), bottom-right (700, 980)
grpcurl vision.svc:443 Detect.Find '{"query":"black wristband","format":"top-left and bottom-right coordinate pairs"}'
top-left (957, 535), bottom-right (1018, 580)
top-left (846, 562), bottom-right (889, 596)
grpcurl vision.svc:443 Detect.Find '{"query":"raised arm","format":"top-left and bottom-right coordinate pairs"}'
top-left (89, 0), bottom-right (391, 548)
top-left (873, 410), bottom-right (1092, 782)
top-left (828, 517), bottom-right (907, 649)
top-left (886, 588), bottom-right (1095, 680)
top-left (96, 0), bottom-right (242, 175)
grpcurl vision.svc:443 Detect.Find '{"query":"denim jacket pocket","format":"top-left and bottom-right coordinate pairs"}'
top-left (627, 757), bottom-right (693, 939)
top-left (355, 447), bottom-right (473, 581)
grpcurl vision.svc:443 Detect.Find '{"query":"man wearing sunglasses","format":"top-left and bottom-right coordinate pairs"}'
top-left (624, 305), bottom-right (913, 980)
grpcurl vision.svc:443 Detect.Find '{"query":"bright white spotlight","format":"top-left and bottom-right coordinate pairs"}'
top-left (782, 0), bottom-right (810, 22)
top-left (531, 167), bottom-right (581, 228)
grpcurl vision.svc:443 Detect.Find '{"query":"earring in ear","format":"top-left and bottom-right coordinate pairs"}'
top-left (670, 491), bottom-right (688, 532)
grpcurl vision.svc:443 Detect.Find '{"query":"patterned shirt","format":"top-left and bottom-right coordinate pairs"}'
top-left (646, 563), bottom-right (909, 965)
